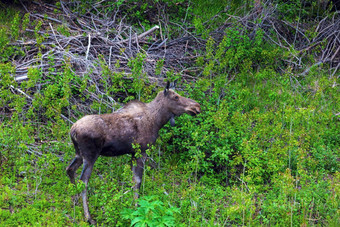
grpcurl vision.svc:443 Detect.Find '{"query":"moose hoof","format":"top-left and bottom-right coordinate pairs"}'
top-left (88, 218), bottom-right (96, 225)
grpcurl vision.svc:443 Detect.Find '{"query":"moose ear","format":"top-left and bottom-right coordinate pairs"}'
top-left (173, 79), bottom-right (178, 89)
top-left (164, 81), bottom-right (170, 95)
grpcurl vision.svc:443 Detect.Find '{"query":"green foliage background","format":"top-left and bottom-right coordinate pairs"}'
top-left (0, 0), bottom-right (339, 226)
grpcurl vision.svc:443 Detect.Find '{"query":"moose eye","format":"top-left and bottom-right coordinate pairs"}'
top-left (174, 96), bottom-right (179, 101)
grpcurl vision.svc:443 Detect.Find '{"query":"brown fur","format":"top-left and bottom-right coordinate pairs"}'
top-left (66, 87), bottom-right (201, 224)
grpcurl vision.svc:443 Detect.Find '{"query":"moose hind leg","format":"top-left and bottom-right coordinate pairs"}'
top-left (80, 158), bottom-right (97, 225)
top-left (132, 156), bottom-right (146, 200)
top-left (66, 155), bottom-right (83, 184)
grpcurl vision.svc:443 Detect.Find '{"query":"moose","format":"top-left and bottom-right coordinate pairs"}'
top-left (66, 82), bottom-right (201, 224)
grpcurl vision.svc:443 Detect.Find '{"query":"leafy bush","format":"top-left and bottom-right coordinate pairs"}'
top-left (122, 196), bottom-right (180, 227)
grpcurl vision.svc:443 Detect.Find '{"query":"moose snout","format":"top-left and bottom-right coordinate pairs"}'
top-left (186, 103), bottom-right (201, 116)
top-left (194, 104), bottom-right (201, 115)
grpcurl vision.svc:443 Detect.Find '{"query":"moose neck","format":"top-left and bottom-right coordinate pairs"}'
top-left (146, 92), bottom-right (173, 132)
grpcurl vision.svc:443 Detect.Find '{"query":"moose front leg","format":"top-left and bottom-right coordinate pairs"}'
top-left (131, 155), bottom-right (147, 200)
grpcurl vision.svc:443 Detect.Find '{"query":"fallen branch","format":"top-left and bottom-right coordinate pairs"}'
top-left (85, 33), bottom-right (91, 60)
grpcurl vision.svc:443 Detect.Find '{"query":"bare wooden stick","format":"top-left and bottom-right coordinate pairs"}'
top-left (117, 25), bottom-right (159, 44)
top-left (86, 33), bottom-right (91, 60)
top-left (49, 23), bottom-right (63, 49)
top-left (137, 25), bottom-right (159, 40)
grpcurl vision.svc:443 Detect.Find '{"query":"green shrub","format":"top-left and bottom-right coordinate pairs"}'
top-left (122, 196), bottom-right (180, 227)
